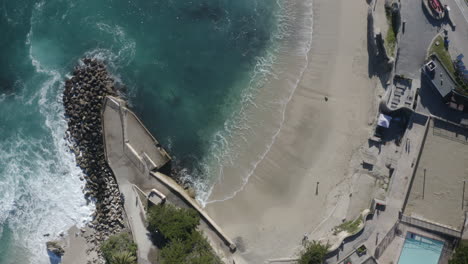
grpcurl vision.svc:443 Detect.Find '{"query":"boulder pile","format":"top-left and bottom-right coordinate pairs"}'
top-left (63, 58), bottom-right (125, 243)
top-left (46, 241), bottom-right (65, 257)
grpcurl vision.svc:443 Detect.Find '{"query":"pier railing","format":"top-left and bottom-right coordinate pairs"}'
top-left (400, 215), bottom-right (462, 238)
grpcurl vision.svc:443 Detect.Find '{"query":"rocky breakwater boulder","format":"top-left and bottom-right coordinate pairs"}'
top-left (63, 58), bottom-right (126, 244)
top-left (46, 241), bottom-right (65, 257)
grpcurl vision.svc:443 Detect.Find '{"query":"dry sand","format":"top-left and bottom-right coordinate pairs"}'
top-left (205, 0), bottom-right (377, 262)
top-left (60, 226), bottom-right (99, 264)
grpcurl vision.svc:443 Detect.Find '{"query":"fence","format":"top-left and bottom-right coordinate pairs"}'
top-left (438, 238), bottom-right (456, 264)
top-left (400, 215), bottom-right (462, 238)
top-left (432, 118), bottom-right (468, 145)
top-left (374, 221), bottom-right (400, 259)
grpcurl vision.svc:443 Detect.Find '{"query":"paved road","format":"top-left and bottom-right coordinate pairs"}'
top-left (447, 0), bottom-right (468, 57)
top-left (396, 0), bottom-right (439, 79)
top-left (453, 0), bottom-right (468, 24)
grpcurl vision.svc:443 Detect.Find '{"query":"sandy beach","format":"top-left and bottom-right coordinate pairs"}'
top-left (206, 0), bottom-right (378, 262)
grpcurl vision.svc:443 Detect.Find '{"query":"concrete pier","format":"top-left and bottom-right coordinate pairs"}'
top-left (101, 96), bottom-right (239, 263)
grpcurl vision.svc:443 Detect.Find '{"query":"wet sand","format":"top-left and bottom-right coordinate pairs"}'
top-left (205, 0), bottom-right (377, 262)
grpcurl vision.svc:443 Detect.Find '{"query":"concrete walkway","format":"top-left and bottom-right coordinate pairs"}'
top-left (102, 96), bottom-right (242, 263)
top-left (102, 98), bottom-right (156, 263)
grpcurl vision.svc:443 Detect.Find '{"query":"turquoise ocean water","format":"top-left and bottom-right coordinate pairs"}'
top-left (0, 0), bottom-right (283, 263)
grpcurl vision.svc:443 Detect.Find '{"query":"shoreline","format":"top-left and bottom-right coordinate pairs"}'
top-left (205, 0), bottom-right (378, 262)
top-left (200, 0), bottom-right (316, 205)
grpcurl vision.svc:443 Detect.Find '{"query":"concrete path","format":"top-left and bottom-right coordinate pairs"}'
top-left (123, 182), bottom-right (155, 264)
top-left (102, 99), bottom-right (155, 263)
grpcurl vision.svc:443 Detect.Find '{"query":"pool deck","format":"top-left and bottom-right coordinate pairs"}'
top-left (378, 224), bottom-right (453, 264)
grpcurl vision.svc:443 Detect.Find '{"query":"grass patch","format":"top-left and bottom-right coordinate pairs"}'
top-left (334, 217), bottom-right (362, 235)
top-left (429, 36), bottom-right (456, 76)
top-left (385, 7), bottom-right (397, 57)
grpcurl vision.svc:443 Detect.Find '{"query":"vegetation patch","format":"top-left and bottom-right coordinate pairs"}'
top-left (385, 7), bottom-right (397, 57)
top-left (449, 244), bottom-right (468, 264)
top-left (100, 232), bottom-right (138, 264)
top-left (298, 241), bottom-right (329, 264)
top-left (454, 71), bottom-right (468, 95)
top-left (429, 36), bottom-right (456, 76)
top-left (147, 203), bottom-right (200, 241)
top-left (147, 204), bottom-right (222, 264)
top-left (334, 217), bottom-right (362, 235)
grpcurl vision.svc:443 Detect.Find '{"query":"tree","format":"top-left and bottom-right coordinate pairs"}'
top-left (147, 204), bottom-right (200, 241)
top-left (111, 251), bottom-right (137, 264)
top-left (146, 204), bottom-right (221, 264)
top-left (159, 230), bottom-right (222, 264)
top-left (298, 241), bottom-right (329, 264)
top-left (101, 232), bottom-right (138, 264)
top-left (449, 244), bottom-right (468, 264)
top-left (160, 240), bottom-right (189, 264)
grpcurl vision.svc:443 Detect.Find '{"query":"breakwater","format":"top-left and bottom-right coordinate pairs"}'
top-left (63, 58), bottom-right (125, 244)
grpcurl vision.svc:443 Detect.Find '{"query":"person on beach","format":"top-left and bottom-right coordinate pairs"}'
top-left (302, 233), bottom-right (309, 245)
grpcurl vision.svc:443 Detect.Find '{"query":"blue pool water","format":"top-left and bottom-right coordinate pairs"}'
top-left (398, 232), bottom-right (444, 264)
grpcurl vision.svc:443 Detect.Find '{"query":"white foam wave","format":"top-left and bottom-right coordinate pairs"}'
top-left (84, 22), bottom-right (136, 69)
top-left (189, 0), bottom-right (315, 206)
top-left (0, 13), bottom-right (94, 263)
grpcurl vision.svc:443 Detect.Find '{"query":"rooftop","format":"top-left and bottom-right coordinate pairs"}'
top-left (424, 55), bottom-right (457, 99)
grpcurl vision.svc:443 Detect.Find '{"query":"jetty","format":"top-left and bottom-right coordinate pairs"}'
top-left (101, 96), bottom-right (239, 263)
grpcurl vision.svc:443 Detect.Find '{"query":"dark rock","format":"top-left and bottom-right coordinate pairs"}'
top-left (63, 58), bottom-right (125, 238)
top-left (46, 241), bottom-right (65, 257)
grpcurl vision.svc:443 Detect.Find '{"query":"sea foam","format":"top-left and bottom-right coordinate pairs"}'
top-left (0, 16), bottom-right (94, 263)
top-left (188, 0), bottom-right (315, 206)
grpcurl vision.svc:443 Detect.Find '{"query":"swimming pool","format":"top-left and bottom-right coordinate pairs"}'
top-left (398, 232), bottom-right (444, 264)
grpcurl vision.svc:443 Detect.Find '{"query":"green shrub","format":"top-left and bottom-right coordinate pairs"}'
top-left (147, 204), bottom-right (221, 264)
top-left (101, 232), bottom-right (137, 264)
top-left (160, 240), bottom-right (188, 264)
top-left (147, 204), bottom-right (200, 241)
top-left (450, 244), bottom-right (468, 264)
top-left (298, 241), bottom-right (329, 264)
top-left (385, 6), bottom-right (397, 57)
top-left (111, 251), bottom-right (137, 264)
top-left (334, 218), bottom-right (362, 235)
top-left (160, 231), bottom-right (222, 264)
